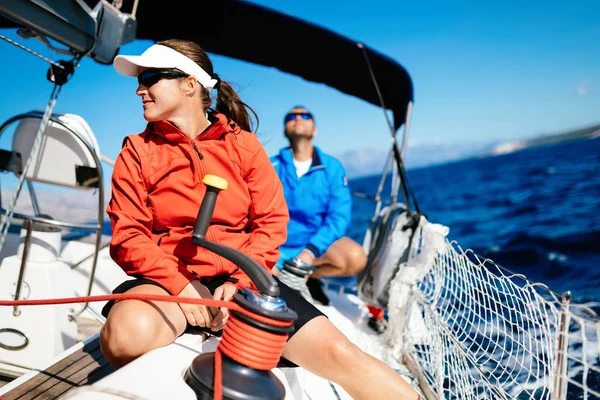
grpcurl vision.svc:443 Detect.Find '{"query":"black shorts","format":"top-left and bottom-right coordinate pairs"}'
top-left (101, 275), bottom-right (326, 368)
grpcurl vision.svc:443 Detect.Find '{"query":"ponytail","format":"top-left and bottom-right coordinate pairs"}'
top-left (214, 81), bottom-right (259, 132)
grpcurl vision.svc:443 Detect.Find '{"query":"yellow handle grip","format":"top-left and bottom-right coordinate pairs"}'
top-left (202, 175), bottom-right (228, 191)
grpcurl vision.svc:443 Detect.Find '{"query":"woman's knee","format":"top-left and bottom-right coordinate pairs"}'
top-left (100, 303), bottom-right (174, 366)
top-left (100, 319), bottom-right (129, 366)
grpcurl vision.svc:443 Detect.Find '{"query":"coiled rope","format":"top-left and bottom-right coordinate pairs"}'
top-left (277, 269), bottom-right (312, 299)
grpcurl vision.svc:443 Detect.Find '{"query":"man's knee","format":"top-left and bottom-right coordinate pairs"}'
top-left (315, 237), bottom-right (367, 276)
top-left (340, 237), bottom-right (367, 274)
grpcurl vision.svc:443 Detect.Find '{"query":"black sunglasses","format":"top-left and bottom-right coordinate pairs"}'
top-left (284, 112), bottom-right (313, 122)
top-left (137, 69), bottom-right (189, 87)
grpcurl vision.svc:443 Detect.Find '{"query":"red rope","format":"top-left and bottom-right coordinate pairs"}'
top-left (0, 293), bottom-right (293, 400)
top-left (0, 294), bottom-right (291, 327)
top-left (214, 312), bottom-right (292, 399)
top-left (214, 347), bottom-right (224, 400)
top-left (219, 315), bottom-right (289, 369)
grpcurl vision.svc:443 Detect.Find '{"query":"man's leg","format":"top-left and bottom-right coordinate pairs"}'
top-left (306, 237), bottom-right (368, 305)
top-left (312, 236), bottom-right (367, 278)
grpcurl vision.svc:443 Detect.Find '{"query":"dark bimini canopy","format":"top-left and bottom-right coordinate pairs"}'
top-left (0, 0), bottom-right (413, 130)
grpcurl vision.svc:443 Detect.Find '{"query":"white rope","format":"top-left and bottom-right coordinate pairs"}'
top-left (278, 269), bottom-right (312, 300)
top-left (100, 154), bottom-right (115, 167)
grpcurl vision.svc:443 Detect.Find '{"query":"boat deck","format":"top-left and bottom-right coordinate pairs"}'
top-left (1, 336), bottom-right (115, 400)
top-left (0, 288), bottom-right (426, 400)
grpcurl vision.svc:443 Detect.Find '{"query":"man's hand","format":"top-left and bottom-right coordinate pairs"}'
top-left (210, 282), bottom-right (238, 331)
top-left (296, 248), bottom-right (316, 265)
top-left (178, 280), bottom-right (219, 328)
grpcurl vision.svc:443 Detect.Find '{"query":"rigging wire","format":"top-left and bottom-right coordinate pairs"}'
top-left (357, 43), bottom-right (422, 215)
top-left (0, 34), bottom-right (80, 256)
top-left (0, 33), bottom-right (66, 68)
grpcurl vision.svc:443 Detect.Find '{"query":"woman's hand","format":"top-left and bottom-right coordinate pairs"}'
top-left (210, 282), bottom-right (238, 331)
top-left (178, 280), bottom-right (219, 328)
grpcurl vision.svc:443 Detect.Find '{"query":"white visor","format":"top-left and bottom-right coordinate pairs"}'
top-left (114, 44), bottom-right (218, 90)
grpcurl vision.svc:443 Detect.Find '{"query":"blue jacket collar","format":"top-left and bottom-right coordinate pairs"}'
top-left (279, 145), bottom-right (325, 169)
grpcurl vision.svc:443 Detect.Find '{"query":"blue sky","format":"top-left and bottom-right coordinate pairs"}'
top-left (0, 0), bottom-right (598, 166)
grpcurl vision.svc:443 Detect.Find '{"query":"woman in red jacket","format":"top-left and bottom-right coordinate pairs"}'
top-left (100, 39), bottom-right (420, 400)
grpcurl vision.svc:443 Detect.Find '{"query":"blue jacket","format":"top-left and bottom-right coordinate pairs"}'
top-left (271, 146), bottom-right (352, 257)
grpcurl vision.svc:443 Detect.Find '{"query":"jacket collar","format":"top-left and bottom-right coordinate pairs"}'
top-left (146, 111), bottom-right (239, 143)
top-left (279, 145), bottom-right (324, 169)
top-left (311, 147), bottom-right (324, 168)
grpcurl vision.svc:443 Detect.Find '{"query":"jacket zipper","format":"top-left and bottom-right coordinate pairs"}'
top-left (192, 142), bottom-right (204, 159)
top-left (190, 141), bottom-right (206, 179)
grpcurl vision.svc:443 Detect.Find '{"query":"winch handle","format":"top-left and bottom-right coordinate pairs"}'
top-left (192, 175), bottom-right (280, 297)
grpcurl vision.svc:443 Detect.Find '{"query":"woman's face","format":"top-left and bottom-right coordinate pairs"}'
top-left (136, 68), bottom-right (188, 122)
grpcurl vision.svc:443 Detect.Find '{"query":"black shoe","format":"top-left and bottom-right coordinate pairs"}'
top-left (367, 316), bottom-right (387, 334)
top-left (306, 277), bottom-right (330, 306)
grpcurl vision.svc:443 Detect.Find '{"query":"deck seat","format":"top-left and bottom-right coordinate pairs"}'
top-left (0, 111), bottom-right (107, 376)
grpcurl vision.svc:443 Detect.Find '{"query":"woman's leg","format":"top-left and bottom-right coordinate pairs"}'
top-left (282, 316), bottom-right (419, 400)
top-left (100, 284), bottom-right (188, 367)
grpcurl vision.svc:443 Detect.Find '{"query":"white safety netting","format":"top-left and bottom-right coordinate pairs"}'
top-left (384, 216), bottom-right (600, 400)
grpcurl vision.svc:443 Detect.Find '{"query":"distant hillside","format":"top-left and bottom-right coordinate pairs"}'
top-left (337, 123), bottom-right (600, 178)
top-left (486, 123), bottom-right (600, 156)
top-left (337, 140), bottom-right (499, 178)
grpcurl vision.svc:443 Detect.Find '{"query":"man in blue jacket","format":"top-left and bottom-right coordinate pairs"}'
top-left (271, 106), bottom-right (367, 304)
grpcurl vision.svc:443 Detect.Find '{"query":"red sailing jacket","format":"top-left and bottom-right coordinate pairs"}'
top-left (107, 112), bottom-right (289, 295)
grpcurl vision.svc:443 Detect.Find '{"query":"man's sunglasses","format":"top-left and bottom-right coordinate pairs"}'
top-left (284, 112), bottom-right (313, 122)
top-left (137, 70), bottom-right (189, 87)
